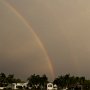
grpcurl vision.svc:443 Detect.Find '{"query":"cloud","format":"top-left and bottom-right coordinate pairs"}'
top-left (1, 0), bottom-right (90, 79)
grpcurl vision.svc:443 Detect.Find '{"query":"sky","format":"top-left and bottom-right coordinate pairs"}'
top-left (0, 0), bottom-right (90, 80)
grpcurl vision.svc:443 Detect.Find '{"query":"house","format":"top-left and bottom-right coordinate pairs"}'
top-left (12, 83), bottom-right (28, 89)
top-left (6, 82), bottom-right (28, 89)
top-left (47, 83), bottom-right (57, 90)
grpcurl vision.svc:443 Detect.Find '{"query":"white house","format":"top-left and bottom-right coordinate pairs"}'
top-left (47, 83), bottom-right (58, 90)
top-left (6, 82), bottom-right (28, 89)
top-left (47, 83), bottom-right (53, 90)
top-left (53, 84), bottom-right (57, 90)
top-left (0, 87), bottom-right (5, 90)
top-left (13, 82), bottom-right (28, 89)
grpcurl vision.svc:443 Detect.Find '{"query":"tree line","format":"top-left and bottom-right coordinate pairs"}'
top-left (53, 74), bottom-right (90, 89)
top-left (0, 73), bottom-right (22, 87)
top-left (27, 74), bottom-right (48, 89)
top-left (27, 74), bottom-right (90, 89)
top-left (0, 73), bottom-right (90, 89)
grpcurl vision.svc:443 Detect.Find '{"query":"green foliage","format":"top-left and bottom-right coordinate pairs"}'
top-left (6, 74), bottom-right (15, 84)
top-left (0, 73), bottom-right (6, 87)
top-left (0, 72), bottom-right (90, 90)
top-left (27, 74), bottom-right (48, 89)
top-left (53, 74), bottom-right (86, 88)
top-left (0, 72), bottom-right (22, 86)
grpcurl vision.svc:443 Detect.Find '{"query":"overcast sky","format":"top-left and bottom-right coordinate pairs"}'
top-left (0, 0), bottom-right (90, 80)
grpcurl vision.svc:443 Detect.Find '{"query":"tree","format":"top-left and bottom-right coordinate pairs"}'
top-left (0, 73), bottom-right (6, 86)
top-left (14, 78), bottom-right (22, 83)
top-left (6, 74), bottom-right (15, 84)
top-left (53, 77), bottom-right (61, 87)
top-left (80, 77), bottom-right (85, 84)
top-left (27, 74), bottom-right (40, 88)
top-left (27, 74), bottom-right (48, 89)
top-left (40, 74), bottom-right (48, 88)
top-left (53, 75), bottom-right (67, 88)
top-left (64, 74), bottom-right (70, 86)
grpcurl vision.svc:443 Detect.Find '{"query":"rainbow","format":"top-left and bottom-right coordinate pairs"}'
top-left (1, 0), bottom-right (55, 79)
